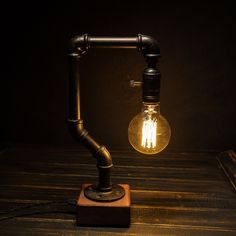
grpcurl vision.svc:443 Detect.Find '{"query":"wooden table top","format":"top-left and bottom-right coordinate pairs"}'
top-left (0, 146), bottom-right (236, 235)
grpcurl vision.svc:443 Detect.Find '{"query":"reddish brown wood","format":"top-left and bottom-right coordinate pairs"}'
top-left (76, 184), bottom-right (131, 227)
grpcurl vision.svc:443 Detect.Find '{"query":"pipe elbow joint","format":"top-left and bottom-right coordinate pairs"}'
top-left (68, 34), bottom-right (89, 55)
top-left (67, 119), bottom-right (86, 141)
top-left (95, 146), bottom-right (113, 168)
top-left (67, 119), bottom-right (113, 168)
top-left (140, 35), bottom-right (160, 57)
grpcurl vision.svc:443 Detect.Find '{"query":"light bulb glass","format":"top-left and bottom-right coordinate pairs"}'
top-left (128, 103), bottom-right (171, 154)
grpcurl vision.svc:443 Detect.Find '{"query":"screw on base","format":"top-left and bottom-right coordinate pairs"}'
top-left (130, 80), bottom-right (142, 87)
top-left (84, 184), bottom-right (125, 202)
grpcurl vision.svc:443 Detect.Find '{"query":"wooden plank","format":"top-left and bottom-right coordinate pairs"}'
top-left (0, 147), bottom-right (217, 165)
top-left (1, 220), bottom-right (236, 236)
top-left (0, 166), bottom-right (224, 182)
top-left (0, 205), bottom-right (236, 234)
top-left (0, 175), bottom-right (234, 196)
top-left (1, 189), bottom-right (236, 211)
top-left (0, 210), bottom-right (236, 235)
top-left (1, 146), bottom-right (217, 159)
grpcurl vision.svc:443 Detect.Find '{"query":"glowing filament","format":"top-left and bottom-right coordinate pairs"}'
top-left (141, 118), bottom-right (157, 148)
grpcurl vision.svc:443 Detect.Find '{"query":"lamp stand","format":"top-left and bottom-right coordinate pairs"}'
top-left (68, 34), bottom-right (160, 227)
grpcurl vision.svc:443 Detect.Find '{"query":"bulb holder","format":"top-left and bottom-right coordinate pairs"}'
top-left (142, 67), bottom-right (161, 103)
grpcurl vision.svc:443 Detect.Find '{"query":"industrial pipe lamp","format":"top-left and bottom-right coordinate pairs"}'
top-left (68, 34), bottom-right (171, 227)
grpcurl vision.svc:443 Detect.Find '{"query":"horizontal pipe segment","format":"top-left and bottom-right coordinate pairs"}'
top-left (69, 34), bottom-right (160, 57)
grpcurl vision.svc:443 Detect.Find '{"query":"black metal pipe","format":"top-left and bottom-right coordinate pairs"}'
top-left (68, 51), bottom-right (113, 192)
top-left (68, 34), bottom-right (161, 197)
top-left (69, 34), bottom-right (160, 57)
top-left (142, 65), bottom-right (161, 103)
top-left (68, 54), bottom-right (81, 121)
top-left (89, 36), bottom-right (138, 47)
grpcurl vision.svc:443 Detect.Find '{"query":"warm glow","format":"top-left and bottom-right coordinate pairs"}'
top-left (141, 118), bottom-right (157, 148)
top-left (128, 103), bottom-right (171, 154)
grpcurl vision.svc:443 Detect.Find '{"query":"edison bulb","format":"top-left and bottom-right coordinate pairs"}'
top-left (128, 103), bottom-right (171, 154)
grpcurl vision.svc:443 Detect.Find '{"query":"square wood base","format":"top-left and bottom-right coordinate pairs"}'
top-left (76, 184), bottom-right (131, 227)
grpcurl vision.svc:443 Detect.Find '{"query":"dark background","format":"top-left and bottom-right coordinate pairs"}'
top-left (1, 1), bottom-right (236, 152)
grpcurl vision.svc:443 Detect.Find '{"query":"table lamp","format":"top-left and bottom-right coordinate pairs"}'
top-left (67, 34), bottom-right (171, 227)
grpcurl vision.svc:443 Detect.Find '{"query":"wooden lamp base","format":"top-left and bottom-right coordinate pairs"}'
top-left (76, 184), bottom-right (131, 227)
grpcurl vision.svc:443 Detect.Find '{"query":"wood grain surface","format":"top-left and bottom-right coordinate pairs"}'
top-left (0, 146), bottom-right (236, 235)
